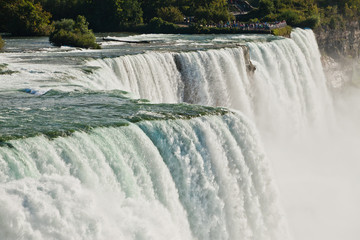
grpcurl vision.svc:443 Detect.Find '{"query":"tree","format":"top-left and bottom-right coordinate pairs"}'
top-left (34, 0), bottom-right (88, 20)
top-left (139, 0), bottom-right (175, 22)
top-left (157, 6), bottom-right (184, 22)
top-left (0, 0), bottom-right (52, 36)
top-left (49, 15), bottom-right (100, 49)
top-left (192, 0), bottom-right (233, 23)
top-left (86, 0), bottom-right (143, 31)
top-left (258, 0), bottom-right (275, 16)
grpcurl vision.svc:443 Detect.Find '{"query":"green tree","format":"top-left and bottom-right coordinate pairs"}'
top-left (139, 0), bottom-right (175, 22)
top-left (192, 0), bottom-right (233, 23)
top-left (147, 17), bottom-right (178, 32)
top-left (34, 0), bottom-right (88, 20)
top-left (49, 15), bottom-right (100, 49)
top-left (280, 9), bottom-right (302, 25)
top-left (258, 0), bottom-right (275, 16)
top-left (157, 6), bottom-right (184, 22)
top-left (0, 0), bottom-right (52, 36)
top-left (86, 0), bottom-right (143, 31)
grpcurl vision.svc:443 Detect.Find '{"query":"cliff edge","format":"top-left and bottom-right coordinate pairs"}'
top-left (314, 21), bottom-right (360, 60)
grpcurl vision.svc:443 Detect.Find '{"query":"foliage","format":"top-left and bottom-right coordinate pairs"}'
top-left (279, 9), bottom-right (303, 25)
top-left (147, 17), bottom-right (179, 33)
top-left (49, 15), bottom-right (100, 49)
top-left (245, 0), bottom-right (360, 29)
top-left (139, 0), bottom-right (176, 22)
top-left (299, 14), bottom-right (321, 28)
top-left (0, 36), bottom-right (4, 49)
top-left (144, 0), bottom-right (233, 24)
top-left (0, 0), bottom-right (52, 36)
top-left (193, 0), bottom-right (234, 24)
top-left (258, 0), bottom-right (275, 15)
top-left (34, 0), bottom-right (88, 20)
top-left (4, 0), bottom-right (360, 33)
top-left (157, 6), bottom-right (184, 23)
top-left (271, 25), bottom-right (292, 36)
top-left (82, 0), bottom-right (143, 31)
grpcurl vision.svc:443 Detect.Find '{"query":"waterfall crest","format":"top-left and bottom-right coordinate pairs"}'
top-left (81, 29), bottom-right (332, 135)
top-left (0, 114), bottom-right (289, 240)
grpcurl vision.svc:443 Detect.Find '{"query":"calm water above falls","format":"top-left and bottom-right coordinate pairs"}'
top-left (0, 29), bottom-right (359, 240)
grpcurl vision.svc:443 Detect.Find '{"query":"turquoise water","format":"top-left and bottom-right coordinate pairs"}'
top-left (0, 90), bottom-right (228, 141)
top-left (1, 30), bottom-right (359, 240)
top-left (0, 33), bottom-right (277, 141)
top-left (0, 33), bottom-right (292, 240)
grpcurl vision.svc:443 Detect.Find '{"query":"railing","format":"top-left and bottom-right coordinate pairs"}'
top-left (213, 21), bottom-right (287, 31)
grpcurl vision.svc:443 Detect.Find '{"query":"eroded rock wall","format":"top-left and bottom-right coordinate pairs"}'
top-left (314, 21), bottom-right (360, 60)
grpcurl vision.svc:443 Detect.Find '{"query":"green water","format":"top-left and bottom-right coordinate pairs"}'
top-left (0, 90), bottom-right (229, 142)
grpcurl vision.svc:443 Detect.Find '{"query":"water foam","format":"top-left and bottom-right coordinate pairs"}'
top-left (0, 114), bottom-right (289, 240)
top-left (79, 29), bottom-right (332, 136)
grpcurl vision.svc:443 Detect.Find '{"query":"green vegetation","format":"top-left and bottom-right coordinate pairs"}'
top-left (1, 0), bottom-right (360, 35)
top-left (240, 0), bottom-right (321, 29)
top-left (49, 16), bottom-right (100, 49)
top-left (157, 6), bottom-right (184, 23)
top-left (146, 17), bottom-right (179, 33)
top-left (0, 0), bottom-right (52, 36)
top-left (33, 0), bottom-right (233, 31)
top-left (271, 25), bottom-right (292, 37)
top-left (242, 0), bottom-right (360, 29)
top-left (0, 36), bottom-right (4, 49)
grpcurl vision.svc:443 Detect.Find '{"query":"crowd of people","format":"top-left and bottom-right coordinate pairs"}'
top-left (215, 20), bottom-right (287, 30)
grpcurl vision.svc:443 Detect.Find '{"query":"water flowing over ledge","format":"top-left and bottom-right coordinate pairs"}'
top-left (1, 28), bottom-right (354, 240)
top-left (78, 29), bottom-right (333, 135)
top-left (0, 114), bottom-right (289, 240)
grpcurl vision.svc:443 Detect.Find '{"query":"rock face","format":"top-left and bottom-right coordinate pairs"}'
top-left (241, 45), bottom-right (256, 74)
top-left (314, 22), bottom-right (360, 88)
top-left (314, 21), bottom-right (360, 60)
top-left (321, 54), bottom-right (352, 89)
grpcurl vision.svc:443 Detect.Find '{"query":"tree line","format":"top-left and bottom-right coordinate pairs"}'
top-left (249, 0), bottom-right (360, 29)
top-left (1, 0), bottom-right (360, 36)
top-left (0, 0), bottom-right (233, 35)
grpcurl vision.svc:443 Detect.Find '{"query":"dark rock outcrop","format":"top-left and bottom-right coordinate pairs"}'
top-left (239, 45), bottom-right (256, 74)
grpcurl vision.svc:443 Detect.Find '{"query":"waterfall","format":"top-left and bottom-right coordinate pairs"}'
top-left (81, 29), bottom-right (332, 135)
top-left (2, 28), bottom-right (352, 240)
top-left (0, 114), bottom-right (289, 240)
top-left (84, 47), bottom-right (251, 110)
top-left (84, 52), bottom-right (184, 103)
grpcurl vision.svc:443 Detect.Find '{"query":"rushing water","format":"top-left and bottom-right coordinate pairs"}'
top-left (0, 29), bottom-right (359, 239)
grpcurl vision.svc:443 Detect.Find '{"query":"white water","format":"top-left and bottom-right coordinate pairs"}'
top-left (1, 30), bottom-right (332, 136)
top-left (83, 52), bottom-right (183, 103)
top-left (2, 29), bottom-right (359, 240)
top-left (73, 29), bottom-right (360, 240)
top-left (74, 29), bottom-right (333, 138)
top-left (0, 114), bottom-right (289, 240)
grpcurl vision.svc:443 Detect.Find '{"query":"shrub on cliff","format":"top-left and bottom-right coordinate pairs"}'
top-left (300, 15), bottom-right (321, 29)
top-left (49, 16), bottom-right (100, 49)
top-left (271, 25), bottom-right (292, 37)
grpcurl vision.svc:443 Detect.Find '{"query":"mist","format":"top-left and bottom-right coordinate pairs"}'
top-left (264, 69), bottom-right (360, 240)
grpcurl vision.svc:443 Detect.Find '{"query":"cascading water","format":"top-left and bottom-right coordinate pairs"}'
top-left (1, 28), bottom-right (359, 240)
top-left (0, 113), bottom-right (289, 240)
top-left (77, 29), bottom-right (333, 136)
